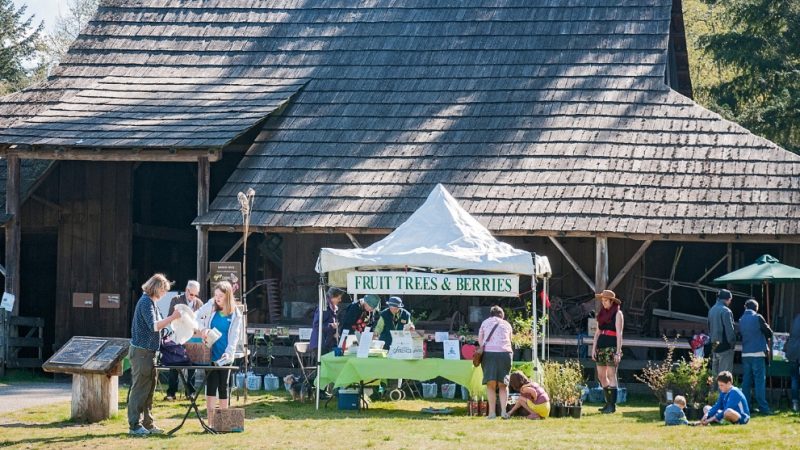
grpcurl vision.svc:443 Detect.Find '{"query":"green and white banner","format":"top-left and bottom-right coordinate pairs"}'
top-left (346, 271), bottom-right (519, 297)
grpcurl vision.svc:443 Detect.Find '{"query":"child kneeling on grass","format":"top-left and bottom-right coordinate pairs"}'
top-left (507, 371), bottom-right (550, 420)
top-left (700, 371), bottom-right (750, 426)
top-left (665, 395), bottom-right (689, 426)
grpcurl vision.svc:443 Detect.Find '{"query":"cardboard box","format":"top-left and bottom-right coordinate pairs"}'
top-left (209, 408), bottom-right (244, 432)
top-left (184, 340), bottom-right (210, 365)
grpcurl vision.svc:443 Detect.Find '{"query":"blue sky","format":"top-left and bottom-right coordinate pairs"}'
top-left (14, 0), bottom-right (61, 32)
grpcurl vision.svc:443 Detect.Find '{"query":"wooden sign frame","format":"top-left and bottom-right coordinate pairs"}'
top-left (72, 292), bottom-right (94, 308)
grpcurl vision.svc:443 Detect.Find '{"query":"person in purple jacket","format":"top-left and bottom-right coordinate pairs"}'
top-left (310, 287), bottom-right (345, 355)
top-left (701, 371), bottom-right (750, 425)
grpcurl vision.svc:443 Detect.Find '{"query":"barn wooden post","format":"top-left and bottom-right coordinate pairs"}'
top-left (4, 154), bottom-right (20, 314)
top-left (595, 236), bottom-right (608, 310)
top-left (197, 156), bottom-right (210, 299)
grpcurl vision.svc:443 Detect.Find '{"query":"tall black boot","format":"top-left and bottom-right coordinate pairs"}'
top-left (598, 387), bottom-right (610, 412)
top-left (603, 387), bottom-right (617, 414)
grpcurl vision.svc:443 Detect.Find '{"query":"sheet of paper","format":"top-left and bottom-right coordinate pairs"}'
top-left (357, 331), bottom-right (373, 358)
top-left (435, 332), bottom-right (449, 343)
top-left (298, 328), bottom-right (312, 341)
top-left (0, 293), bottom-right (14, 312)
top-left (443, 340), bottom-right (460, 360)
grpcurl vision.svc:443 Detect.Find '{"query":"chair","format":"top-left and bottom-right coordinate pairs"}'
top-left (293, 342), bottom-right (317, 388)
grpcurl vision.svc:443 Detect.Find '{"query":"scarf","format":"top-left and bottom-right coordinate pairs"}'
top-left (597, 304), bottom-right (619, 327)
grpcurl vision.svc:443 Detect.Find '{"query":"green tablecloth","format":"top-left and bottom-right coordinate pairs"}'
top-left (317, 353), bottom-right (485, 395)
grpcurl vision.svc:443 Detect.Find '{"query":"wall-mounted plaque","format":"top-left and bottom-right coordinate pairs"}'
top-left (72, 292), bottom-right (94, 308)
top-left (210, 261), bottom-right (242, 294)
top-left (99, 293), bottom-right (121, 309)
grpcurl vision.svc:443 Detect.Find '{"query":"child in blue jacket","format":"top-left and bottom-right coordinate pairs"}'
top-left (701, 371), bottom-right (750, 425)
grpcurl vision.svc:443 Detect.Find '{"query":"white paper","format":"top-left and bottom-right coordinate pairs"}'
top-left (357, 331), bottom-right (373, 358)
top-left (387, 330), bottom-right (424, 360)
top-left (435, 332), bottom-right (450, 343)
top-left (0, 292), bottom-right (14, 312)
top-left (298, 328), bottom-right (313, 341)
top-left (338, 330), bottom-right (350, 348)
top-left (443, 340), bottom-right (460, 360)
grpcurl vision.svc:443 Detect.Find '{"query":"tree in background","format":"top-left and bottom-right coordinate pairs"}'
top-left (692, 0), bottom-right (799, 154)
top-left (42, 0), bottom-right (99, 74)
top-left (0, 0), bottom-right (43, 95)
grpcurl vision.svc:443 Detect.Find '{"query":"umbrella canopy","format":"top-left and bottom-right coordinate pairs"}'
top-left (712, 254), bottom-right (800, 285)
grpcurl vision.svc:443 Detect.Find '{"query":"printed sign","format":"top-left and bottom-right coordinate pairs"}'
top-left (435, 331), bottom-right (450, 343)
top-left (298, 328), bottom-right (313, 341)
top-left (100, 293), bottom-right (121, 309)
top-left (0, 292), bottom-right (14, 312)
top-left (346, 271), bottom-right (519, 297)
top-left (72, 293), bottom-right (94, 308)
top-left (210, 262), bottom-right (242, 294)
top-left (357, 330), bottom-right (373, 359)
top-left (387, 330), bottom-right (425, 360)
top-left (443, 340), bottom-right (461, 360)
top-left (772, 332), bottom-right (789, 361)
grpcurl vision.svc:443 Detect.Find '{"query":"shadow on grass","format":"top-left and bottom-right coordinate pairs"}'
top-left (0, 418), bottom-right (76, 429)
top-left (0, 431), bottom-right (129, 447)
top-left (620, 408), bottom-right (661, 423)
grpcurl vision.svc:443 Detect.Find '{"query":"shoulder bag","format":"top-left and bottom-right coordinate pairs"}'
top-left (473, 322), bottom-right (501, 367)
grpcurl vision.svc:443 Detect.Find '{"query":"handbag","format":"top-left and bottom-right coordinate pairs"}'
top-left (472, 322), bottom-right (501, 367)
top-left (160, 336), bottom-right (191, 366)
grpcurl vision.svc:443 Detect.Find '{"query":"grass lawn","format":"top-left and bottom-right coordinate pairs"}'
top-left (1, 387), bottom-right (799, 449)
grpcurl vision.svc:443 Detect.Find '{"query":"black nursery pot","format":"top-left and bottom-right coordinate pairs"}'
top-left (570, 405), bottom-right (582, 418)
top-left (659, 403), bottom-right (668, 420)
top-left (685, 406), bottom-right (704, 421)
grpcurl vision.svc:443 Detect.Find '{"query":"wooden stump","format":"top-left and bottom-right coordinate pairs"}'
top-left (71, 373), bottom-right (118, 422)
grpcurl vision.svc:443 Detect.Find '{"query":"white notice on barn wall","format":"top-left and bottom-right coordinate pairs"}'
top-left (1, 292), bottom-right (15, 312)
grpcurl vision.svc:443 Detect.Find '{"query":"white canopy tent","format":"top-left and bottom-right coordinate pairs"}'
top-left (313, 184), bottom-right (551, 408)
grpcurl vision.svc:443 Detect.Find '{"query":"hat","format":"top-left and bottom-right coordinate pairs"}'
top-left (595, 289), bottom-right (621, 304)
top-left (362, 294), bottom-right (381, 309)
top-left (717, 289), bottom-right (732, 301)
top-left (387, 296), bottom-right (404, 308)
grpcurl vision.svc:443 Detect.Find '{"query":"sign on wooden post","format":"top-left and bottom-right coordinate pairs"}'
top-left (43, 337), bottom-right (130, 423)
top-left (99, 293), bottom-right (121, 309)
top-left (210, 262), bottom-right (242, 294)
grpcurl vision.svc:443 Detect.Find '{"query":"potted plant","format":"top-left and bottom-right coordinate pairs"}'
top-left (511, 315), bottom-right (534, 361)
top-left (634, 337), bottom-right (676, 419)
top-left (664, 354), bottom-right (711, 420)
top-left (543, 360), bottom-right (584, 418)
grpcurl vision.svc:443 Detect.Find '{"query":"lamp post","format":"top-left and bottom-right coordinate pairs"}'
top-left (237, 188), bottom-right (255, 404)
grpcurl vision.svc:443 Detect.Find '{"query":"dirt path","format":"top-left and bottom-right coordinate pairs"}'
top-left (0, 382), bottom-right (71, 417)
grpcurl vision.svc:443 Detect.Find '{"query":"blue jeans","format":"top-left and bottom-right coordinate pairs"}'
top-left (790, 362), bottom-right (799, 402)
top-left (741, 356), bottom-right (770, 413)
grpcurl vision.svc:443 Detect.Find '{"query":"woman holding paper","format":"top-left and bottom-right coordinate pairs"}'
top-left (479, 306), bottom-right (513, 419)
top-left (196, 281), bottom-right (242, 418)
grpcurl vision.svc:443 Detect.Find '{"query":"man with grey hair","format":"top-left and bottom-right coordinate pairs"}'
top-left (708, 289), bottom-right (736, 390)
top-left (165, 280), bottom-right (204, 401)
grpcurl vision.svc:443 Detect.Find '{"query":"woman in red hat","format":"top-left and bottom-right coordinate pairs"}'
top-left (591, 289), bottom-right (624, 414)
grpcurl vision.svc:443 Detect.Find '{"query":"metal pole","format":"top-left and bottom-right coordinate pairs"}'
top-left (238, 188), bottom-right (255, 405)
top-left (316, 283), bottom-right (324, 410)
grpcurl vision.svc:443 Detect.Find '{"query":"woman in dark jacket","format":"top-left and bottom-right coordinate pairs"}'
top-left (310, 287), bottom-right (345, 355)
top-left (786, 313), bottom-right (800, 412)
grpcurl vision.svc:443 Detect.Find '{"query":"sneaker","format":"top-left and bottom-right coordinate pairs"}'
top-left (146, 426), bottom-right (165, 435)
top-left (163, 395), bottom-right (176, 401)
top-left (129, 426), bottom-right (150, 436)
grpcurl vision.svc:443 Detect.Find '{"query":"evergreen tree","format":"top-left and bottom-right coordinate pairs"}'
top-left (0, 0), bottom-right (44, 94)
top-left (697, 0), bottom-right (799, 153)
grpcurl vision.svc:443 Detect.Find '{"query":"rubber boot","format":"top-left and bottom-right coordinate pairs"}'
top-left (603, 387), bottom-right (617, 414)
top-left (598, 387), bottom-right (610, 413)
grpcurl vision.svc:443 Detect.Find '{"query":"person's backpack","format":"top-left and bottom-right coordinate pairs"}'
top-left (160, 336), bottom-right (191, 366)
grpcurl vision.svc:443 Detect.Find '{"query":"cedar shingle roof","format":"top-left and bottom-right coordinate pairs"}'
top-left (1, 0), bottom-right (798, 239)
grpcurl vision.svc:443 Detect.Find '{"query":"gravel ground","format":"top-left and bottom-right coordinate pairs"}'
top-left (0, 381), bottom-right (71, 417)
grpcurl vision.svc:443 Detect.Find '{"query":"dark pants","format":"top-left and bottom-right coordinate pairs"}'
top-left (127, 346), bottom-right (157, 430)
top-left (790, 361), bottom-right (799, 402)
top-left (166, 368), bottom-right (196, 397)
top-left (206, 369), bottom-right (230, 400)
top-left (741, 356), bottom-right (770, 412)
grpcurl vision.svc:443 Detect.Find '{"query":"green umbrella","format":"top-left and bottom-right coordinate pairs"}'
top-left (712, 254), bottom-right (800, 325)
top-left (712, 254), bottom-right (800, 284)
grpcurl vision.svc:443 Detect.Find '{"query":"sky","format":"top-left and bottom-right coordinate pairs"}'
top-left (14, 0), bottom-right (62, 32)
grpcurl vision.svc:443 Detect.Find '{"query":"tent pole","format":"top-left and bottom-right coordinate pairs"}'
top-left (765, 282), bottom-right (771, 326)
top-left (316, 283), bottom-right (324, 410)
top-left (541, 277), bottom-right (548, 360)
top-left (532, 275), bottom-right (537, 365)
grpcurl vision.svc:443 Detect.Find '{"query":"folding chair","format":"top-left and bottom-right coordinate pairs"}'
top-left (293, 341), bottom-right (318, 390)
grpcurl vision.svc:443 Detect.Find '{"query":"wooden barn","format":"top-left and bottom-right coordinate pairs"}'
top-left (0, 0), bottom-right (799, 368)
